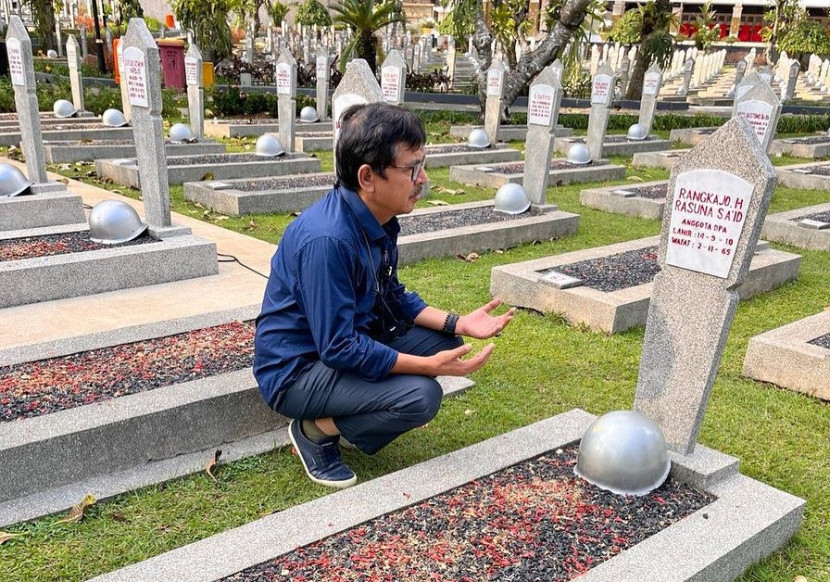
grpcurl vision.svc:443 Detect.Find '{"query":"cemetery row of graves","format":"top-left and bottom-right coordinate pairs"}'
top-left (1, 14), bottom-right (829, 582)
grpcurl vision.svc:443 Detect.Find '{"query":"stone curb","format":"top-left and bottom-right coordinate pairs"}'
top-left (42, 140), bottom-right (227, 164)
top-left (761, 200), bottom-right (830, 251)
top-left (0, 126), bottom-right (135, 148)
top-left (450, 161), bottom-right (627, 189)
top-left (0, 190), bottom-right (86, 231)
top-left (88, 409), bottom-right (804, 582)
top-left (580, 179), bottom-right (669, 220)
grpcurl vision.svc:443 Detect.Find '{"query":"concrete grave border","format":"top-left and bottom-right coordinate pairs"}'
top-left (88, 409), bottom-right (805, 582)
top-left (396, 200), bottom-right (580, 265)
top-left (579, 179), bottom-right (668, 219)
top-left (203, 120), bottom-right (333, 138)
top-left (95, 153), bottom-right (322, 188)
top-left (669, 127), bottom-right (718, 147)
top-left (43, 140), bottom-right (227, 164)
top-left (0, 126), bottom-right (135, 147)
top-left (449, 124), bottom-right (574, 141)
top-left (743, 310), bottom-right (830, 401)
top-left (0, 186), bottom-right (86, 232)
top-left (0, 304), bottom-right (475, 526)
top-left (632, 148), bottom-right (690, 169)
top-left (0, 226), bottom-right (218, 308)
top-left (776, 161), bottom-right (830, 191)
top-left (490, 236), bottom-right (802, 334)
top-left (771, 135), bottom-right (830, 158)
top-left (554, 136), bottom-right (673, 157)
top-left (761, 201), bottom-right (830, 251)
top-left (449, 161), bottom-right (626, 189)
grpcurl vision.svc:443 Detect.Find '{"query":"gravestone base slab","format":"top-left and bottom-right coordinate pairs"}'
top-left (0, 229), bottom-right (218, 308)
top-left (449, 161), bottom-right (626, 189)
top-left (86, 409), bottom-right (805, 582)
top-left (770, 136), bottom-right (830, 158)
top-left (0, 305), bottom-right (473, 527)
top-left (0, 189), bottom-right (86, 232)
top-left (203, 120), bottom-right (333, 138)
top-left (776, 161), bottom-right (830, 191)
top-left (761, 202), bottom-right (830, 251)
top-left (184, 173), bottom-right (335, 215)
top-left (554, 136), bottom-right (673, 156)
top-left (295, 133), bottom-right (333, 152)
top-left (743, 310), bottom-right (830, 401)
top-left (0, 126), bottom-right (135, 147)
top-left (579, 179), bottom-right (669, 219)
top-left (43, 140), bottom-right (227, 163)
top-left (397, 201), bottom-right (580, 264)
top-left (449, 124), bottom-right (574, 141)
top-left (95, 153), bottom-right (322, 188)
top-left (669, 127), bottom-right (719, 146)
top-left (632, 149), bottom-right (691, 169)
top-left (490, 236), bottom-right (802, 333)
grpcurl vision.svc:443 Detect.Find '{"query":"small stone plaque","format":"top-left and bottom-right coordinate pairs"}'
top-left (276, 62), bottom-right (291, 95)
top-left (207, 181), bottom-right (232, 190)
top-left (539, 270), bottom-right (583, 289)
top-left (7, 38), bottom-right (25, 86)
top-left (643, 72), bottom-right (660, 96)
top-left (185, 56), bottom-right (199, 86)
top-left (660, 152), bottom-right (680, 158)
top-left (486, 68), bottom-right (504, 97)
top-left (612, 189), bottom-right (637, 197)
top-left (591, 73), bottom-right (612, 105)
top-left (666, 169), bottom-right (752, 278)
top-left (123, 46), bottom-right (149, 108)
top-left (381, 66), bottom-right (401, 102)
top-left (316, 56), bottom-right (328, 78)
top-left (792, 168), bottom-right (814, 175)
top-left (798, 219), bottom-right (829, 230)
top-left (527, 83), bottom-right (555, 127)
top-left (475, 166), bottom-right (494, 172)
top-left (735, 99), bottom-right (774, 144)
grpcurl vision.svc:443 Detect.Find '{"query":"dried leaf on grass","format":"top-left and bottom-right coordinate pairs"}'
top-left (456, 252), bottom-right (480, 262)
top-left (245, 219), bottom-right (257, 231)
top-left (427, 200), bottom-right (450, 206)
top-left (433, 186), bottom-right (465, 196)
top-left (205, 449), bottom-right (222, 481)
top-left (627, 176), bottom-right (644, 182)
top-left (0, 531), bottom-right (24, 545)
top-left (56, 494), bottom-right (96, 524)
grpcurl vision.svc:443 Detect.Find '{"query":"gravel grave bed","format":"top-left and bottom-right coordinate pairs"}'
top-left (793, 210), bottom-right (830, 223)
top-left (619, 184), bottom-right (668, 199)
top-left (808, 332), bottom-right (830, 349)
top-left (798, 165), bottom-right (830, 177)
top-left (425, 144), bottom-right (498, 154)
top-left (399, 206), bottom-right (542, 236)
top-left (544, 247), bottom-right (660, 293)
top-left (222, 174), bottom-right (336, 192)
top-left (224, 444), bottom-right (714, 582)
top-left (0, 232), bottom-right (157, 262)
top-left (41, 123), bottom-right (111, 130)
top-left (46, 139), bottom-right (136, 145)
top-left (0, 321), bottom-right (254, 422)
top-left (783, 136), bottom-right (830, 144)
top-left (489, 161), bottom-right (598, 175)
top-left (210, 119), bottom-right (278, 125)
top-left (168, 154), bottom-right (283, 166)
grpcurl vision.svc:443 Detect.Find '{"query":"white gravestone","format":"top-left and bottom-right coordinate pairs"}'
top-left (117, 40), bottom-right (132, 122)
top-left (315, 48), bottom-right (330, 121)
top-left (331, 59), bottom-right (384, 169)
top-left (586, 63), bottom-right (616, 161)
top-left (634, 117), bottom-right (778, 455)
top-left (6, 17), bottom-right (48, 184)
top-left (275, 49), bottom-right (297, 153)
top-left (639, 64), bottom-right (663, 136)
top-left (733, 80), bottom-right (782, 154)
top-left (185, 43), bottom-right (204, 140)
top-left (484, 59), bottom-right (507, 146)
top-left (66, 35), bottom-right (85, 113)
top-left (523, 65), bottom-right (562, 206)
top-left (380, 50), bottom-right (407, 106)
top-left (123, 18), bottom-right (174, 230)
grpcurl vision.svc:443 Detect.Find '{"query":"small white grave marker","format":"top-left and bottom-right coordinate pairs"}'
top-left (123, 46), bottom-right (149, 108)
top-left (591, 73), bottom-right (612, 105)
top-left (276, 62), bottom-right (292, 95)
top-left (185, 56), bottom-right (199, 86)
top-left (528, 84), bottom-right (555, 127)
top-left (7, 38), bottom-right (24, 86)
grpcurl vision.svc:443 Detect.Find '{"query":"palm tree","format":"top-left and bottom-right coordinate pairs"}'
top-left (330, 0), bottom-right (405, 73)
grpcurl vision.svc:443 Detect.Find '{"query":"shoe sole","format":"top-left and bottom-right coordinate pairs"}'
top-left (289, 421), bottom-right (358, 489)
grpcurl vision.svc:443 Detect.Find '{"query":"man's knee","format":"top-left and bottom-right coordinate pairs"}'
top-left (402, 377), bottom-right (443, 424)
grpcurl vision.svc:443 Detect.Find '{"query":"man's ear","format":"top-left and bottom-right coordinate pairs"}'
top-left (356, 163), bottom-right (376, 192)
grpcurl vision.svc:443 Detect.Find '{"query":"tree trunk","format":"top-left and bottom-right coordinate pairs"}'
top-left (625, 0), bottom-right (671, 101)
top-left (471, 0), bottom-right (593, 119)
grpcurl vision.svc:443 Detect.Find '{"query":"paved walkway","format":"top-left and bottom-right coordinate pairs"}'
top-left (1, 158), bottom-right (275, 351)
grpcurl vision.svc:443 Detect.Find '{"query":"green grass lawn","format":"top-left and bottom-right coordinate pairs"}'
top-left (3, 121), bottom-right (829, 581)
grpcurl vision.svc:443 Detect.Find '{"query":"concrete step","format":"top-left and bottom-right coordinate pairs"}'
top-left (0, 304), bottom-right (475, 527)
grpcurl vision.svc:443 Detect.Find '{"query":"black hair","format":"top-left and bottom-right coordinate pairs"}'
top-left (335, 102), bottom-right (426, 191)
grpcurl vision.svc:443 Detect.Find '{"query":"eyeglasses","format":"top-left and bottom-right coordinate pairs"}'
top-left (386, 158), bottom-right (425, 182)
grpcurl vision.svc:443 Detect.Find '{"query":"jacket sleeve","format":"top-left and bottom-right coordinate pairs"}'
top-left (293, 236), bottom-right (398, 381)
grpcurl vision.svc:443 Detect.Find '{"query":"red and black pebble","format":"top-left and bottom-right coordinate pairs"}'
top-left (551, 247), bottom-right (660, 293)
top-left (0, 232), bottom-right (156, 263)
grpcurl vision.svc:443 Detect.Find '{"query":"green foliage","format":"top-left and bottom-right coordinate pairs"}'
top-left (778, 19), bottom-right (830, 56)
top-left (608, 8), bottom-right (643, 45)
top-left (692, 1), bottom-right (719, 51)
top-left (207, 87), bottom-right (314, 117)
top-left (33, 58), bottom-right (113, 79)
top-left (295, 0), bottom-right (332, 27)
top-left (331, 0), bottom-right (405, 73)
top-left (22, 0), bottom-right (57, 51)
top-left (172, 0), bottom-right (233, 63)
top-left (489, 0), bottom-right (532, 49)
top-left (437, 11), bottom-right (470, 41)
top-left (268, 0), bottom-right (289, 26)
top-left (544, 0), bottom-right (608, 93)
top-left (0, 78), bottom-right (16, 112)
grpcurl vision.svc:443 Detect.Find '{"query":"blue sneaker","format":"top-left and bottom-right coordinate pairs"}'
top-left (288, 419), bottom-right (357, 489)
